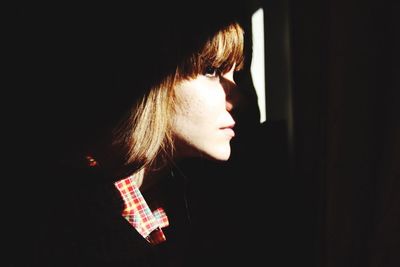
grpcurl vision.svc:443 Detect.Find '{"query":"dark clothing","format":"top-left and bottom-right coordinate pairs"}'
top-left (16, 164), bottom-right (195, 266)
top-left (8, 122), bottom-right (293, 266)
top-left (12, 159), bottom-right (249, 267)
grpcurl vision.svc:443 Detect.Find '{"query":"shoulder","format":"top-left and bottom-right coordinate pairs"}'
top-left (20, 161), bottom-right (161, 266)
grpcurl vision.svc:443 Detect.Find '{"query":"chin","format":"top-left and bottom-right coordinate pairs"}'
top-left (205, 146), bottom-right (231, 161)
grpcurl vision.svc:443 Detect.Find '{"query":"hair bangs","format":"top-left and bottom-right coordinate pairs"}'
top-left (203, 22), bottom-right (245, 73)
top-left (176, 22), bottom-right (244, 80)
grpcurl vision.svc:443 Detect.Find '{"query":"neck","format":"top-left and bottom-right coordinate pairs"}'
top-left (138, 166), bottom-right (171, 192)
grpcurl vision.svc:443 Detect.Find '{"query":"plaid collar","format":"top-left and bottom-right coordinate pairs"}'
top-left (114, 176), bottom-right (169, 245)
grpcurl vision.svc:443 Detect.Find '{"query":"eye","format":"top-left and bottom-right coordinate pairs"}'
top-left (203, 66), bottom-right (219, 78)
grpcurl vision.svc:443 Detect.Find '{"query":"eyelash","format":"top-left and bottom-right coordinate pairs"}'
top-left (204, 66), bottom-right (220, 78)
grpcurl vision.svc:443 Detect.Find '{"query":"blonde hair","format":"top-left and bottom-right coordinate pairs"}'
top-left (110, 22), bottom-right (244, 179)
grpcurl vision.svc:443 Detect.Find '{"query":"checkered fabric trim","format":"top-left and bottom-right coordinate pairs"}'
top-left (114, 176), bottom-right (169, 245)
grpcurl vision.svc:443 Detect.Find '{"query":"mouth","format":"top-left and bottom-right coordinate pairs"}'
top-left (220, 123), bottom-right (235, 138)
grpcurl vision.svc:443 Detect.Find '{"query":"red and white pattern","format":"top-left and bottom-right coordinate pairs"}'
top-left (114, 176), bottom-right (169, 245)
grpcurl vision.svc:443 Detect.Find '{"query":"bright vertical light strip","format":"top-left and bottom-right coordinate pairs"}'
top-left (251, 8), bottom-right (266, 123)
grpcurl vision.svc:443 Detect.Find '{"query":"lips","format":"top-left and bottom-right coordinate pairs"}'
top-left (222, 128), bottom-right (235, 137)
top-left (220, 123), bottom-right (235, 138)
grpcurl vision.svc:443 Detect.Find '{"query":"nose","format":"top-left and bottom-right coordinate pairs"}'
top-left (221, 68), bottom-right (238, 112)
top-left (223, 85), bottom-right (235, 112)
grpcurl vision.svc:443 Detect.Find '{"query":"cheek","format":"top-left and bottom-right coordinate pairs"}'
top-left (172, 78), bottom-right (226, 130)
top-left (173, 82), bottom-right (207, 121)
top-left (174, 95), bottom-right (219, 129)
top-left (172, 98), bottom-right (203, 132)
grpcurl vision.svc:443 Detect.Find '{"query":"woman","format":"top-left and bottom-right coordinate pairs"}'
top-left (18, 2), bottom-right (248, 266)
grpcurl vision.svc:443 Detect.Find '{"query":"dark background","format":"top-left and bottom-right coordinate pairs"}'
top-left (208, 0), bottom-right (399, 266)
top-left (5, 0), bottom-right (399, 266)
top-left (249, 0), bottom-right (399, 266)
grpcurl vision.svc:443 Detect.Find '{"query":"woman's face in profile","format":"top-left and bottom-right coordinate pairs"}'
top-left (171, 64), bottom-right (237, 161)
